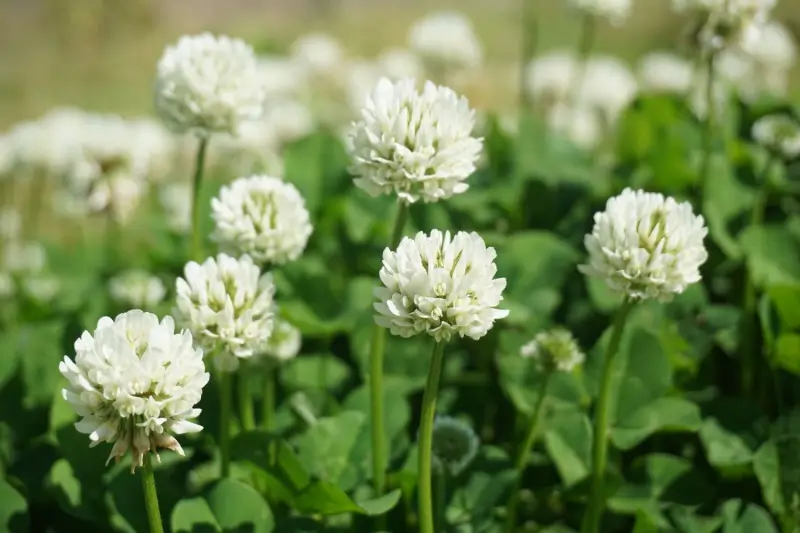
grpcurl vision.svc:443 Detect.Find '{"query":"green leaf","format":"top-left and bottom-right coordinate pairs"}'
top-left (45, 458), bottom-right (105, 523)
top-left (205, 478), bottom-right (275, 533)
top-left (699, 400), bottom-right (767, 473)
top-left (294, 411), bottom-right (367, 489)
top-left (611, 397), bottom-right (702, 450)
top-left (294, 482), bottom-right (401, 516)
top-left (171, 497), bottom-right (221, 533)
top-left (447, 447), bottom-right (516, 531)
top-left (281, 354), bottom-right (351, 392)
top-left (775, 334), bottom-right (800, 376)
top-left (721, 499), bottom-right (778, 533)
top-left (703, 154), bottom-right (754, 259)
top-left (754, 441), bottom-right (786, 516)
top-left (0, 477), bottom-right (28, 532)
top-left (544, 405), bottom-right (592, 487)
top-left (230, 431), bottom-right (310, 497)
top-left (740, 225), bottom-right (800, 287)
top-left (767, 284), bottom-right (800, 329)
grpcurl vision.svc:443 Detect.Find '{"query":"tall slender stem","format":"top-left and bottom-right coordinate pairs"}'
top-left (418, 341), bottom-right (446, 533)
top-left (434, 467), bottom-right (447, 532)
top-left (369, 200), bottom-right (410, 503)
top-left (238, 372), bottom-right (256, 432)
top-left (568, 13), bottom-right (596, 110)
top-left (697, 52), bottom-right (716, 202)
top-left (519, 0), bottom-right (539, 109)
top-left (140, 454), bottom-right (165, 533)
top-left (190, 136), bottom-right (209, 261)
top-left (219, 370), bottom-right (232, 478)
top-left (505, 371), bottom-right (553, 533)
top-left (261, 365), bottom-right (276, 431)
top-left (581, 300), bottom-right (635, 533)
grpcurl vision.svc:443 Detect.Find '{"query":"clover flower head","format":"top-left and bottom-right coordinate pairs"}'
top-left (638, 52), bottom-right (694, 94)
top-left (567, 0), bottom-right (633, 24)
top-left (260, 318), bottom-right (302, 362)
top-left (211, 175), bottom-right (313, 265)
top-left (154, 33), bottom-right (265, 136)
top-left (408, 11), bottom-right (483, 72)
top-left (374, 230), bottom-right (508, 342)
top-left (579, 188), bottom-right (708, 301)
top-left (174, 254), bottom-right (276, 371)
top-left (59, 310), bottom-right (209, 471)
top-left (520, 328), bottom-right (585, 373)
top-left (431, 416), bottom-right (480, 476)
top-left (110, 270), bottom-right (167, 309)
top-left (752, 115), bottom-right (800, 159)
top-left (347, 77), bottom-right (483, 204)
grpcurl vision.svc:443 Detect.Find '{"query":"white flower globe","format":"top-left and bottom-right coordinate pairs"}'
top-left (568, 0), bottom-right (632, 24)
top-left (261, 318), bottom-right (302, 362)
top-left (211, 175), bottom-right (313, 265)
top-left (174, 253), bottom-right (276, 371)
top-left (154, 33), bottom-right (265, 136)
top-left (752, 115), bottom-right (800, 159)
top-left (347, 77), bottom-right (483, 204)
top-left (579, 188), bottom-right (708, 301)
top-left (374, 230), bottom-right (508, 342)
top-left (638, 52), bottom-right (694, 94)
top-left (521, 328), bottom-right (586, 373)
top-left (59, 310), bottom-right (209, 470)
top-left (109, 270), bottom-right (167, 309)
top-left (408, 11), bottom-right (483, 73)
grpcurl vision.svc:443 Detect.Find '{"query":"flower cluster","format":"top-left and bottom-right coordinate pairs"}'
top-left (567, 0), bottom-right (632, 24)
top-left (579, 188), bottom-right (708, 301)
top-left (211, 175), bottom-right (313, 265)
top-left (520, 329), bottom-right (585, 373)
top-left (431, 416), bottom-right (480, 476)
top-left (154, 33), bottom-right (265, 136)
top-left (109, 270), bottom-right (167, 309)
top-left (374, 230), bottom-right (508, 342)
top-left (348, 78), bottom-right (482, 204)
top-left (174, 254), bottom-right (276, 371)
top-left (673, 0), bottom-right (777, 52)
top-left (59, 311), bottom-right (209, 471)
top-left (751, 115), bottom-right (800, 159)
top-left (408, 11), bottom-right (483, 74)
top-left (260, 318), bottom-right (302, 362)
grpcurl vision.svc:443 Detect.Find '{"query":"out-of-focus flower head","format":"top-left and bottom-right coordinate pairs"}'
top-left (638, 52), bottom-right (695, 94)
top-left (408, 11), bottom-right (483, 75)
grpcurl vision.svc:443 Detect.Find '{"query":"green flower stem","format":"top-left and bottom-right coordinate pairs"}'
top-left (505, 371), bottom-right (553, 533)
top-left (697, 52), bottom-right (716, 201)
top-left (190, 135), bottom-right (209, 261)
top-left (434, 467), bottom-right (448, 532)
top-left (140, 454), bottom-right (165, 533)
top-left (238, 372), bottom-right (256, 432)
top-left (369, 200), bottom-right (409, 502)
top-left (219, 370), bottom-right (232, 478)
top-left (569, 13), bottom-right (596, 109)
top-left (581, 300), bottom-right (635, 533)
top-left (418, 341), bottom-right (446, 533)
top-left (261, 365), bottom-right (276, 431)
top-left (519, 0), bottom-right (539, 109)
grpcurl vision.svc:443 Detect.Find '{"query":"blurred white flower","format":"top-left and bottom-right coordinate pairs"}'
top-left (155, 33), bottom-right (265, 136)
top-left (524, 51), bottom-right (579, 107)
top-left (408, 11), bottom-right (483, 74)
top-left (258, 55), bottom-right (309, 100)
top-left (158, 182), bottom-right (192, 234)
top-left (577, 56), bottom-right (638, 124)
top-left (547, 104), bottom-right (602, 150)
top-left (211, 175), bottom-right (313, 265)
top-left (348, 78), bottom-right (483, 203)
top-left (59, 310), bottom-right (208, 470)
top-left (260, 318), bottom-right (302, 362)
top-left (22, 274), bottom-right (60, 304)
top-left (752, 115), bottom-right (800, 159)
top-left (520, 328), bottom-right (585, 372)
top-left (263, 100), bottom-right (315, 145)
top-left (674, 0), bottom-right (777, 52)
top-left (345, 59), bottom-right (383, 112)
top-left (374, 230), bottom-right (508, 342)
top-left (110, 270), bottom-right (167, 309)
top-left (3, 240), bottom-right (45, 275)
top-left (0, 135), bottom-right (11, 178)
top-left (688, 67), bottom-right (730, 119)
top-left (579, 188), bottom-right (708, 301)
top-left (174, 254), bottom-right (276, 371)
top-left (431, 416), bottom-right (480, 476)
top-left (638, 52), bottom-right (694, 94)
top-left (0, 207), bottom-right (21, 241)
top-left (290, 33), bottom-right (345, 77)
top-left (567, 0), bottom-right (632, 24)
top-left (377, 48), bottom-right (423, 80)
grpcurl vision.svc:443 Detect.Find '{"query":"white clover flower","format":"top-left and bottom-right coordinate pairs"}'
top-left (377, 48), bottom-right (423, 80)
top-left (408, 11), bottom-right (483, 74)
top-left (431, 416), bottom-right (480, 476)
top-left (752, 115), bottom-right (800, 159)
top-left (154, 33), bottom-right (265, 136)
top-left (524, 51), bottom-right (579, 107)
top-left (520, 328), bottom-right (585, 372)
top-left (260, 318), bottom-right (302, 362)
top-left (211, 175), bottom-right (313, 265)
top-left (110, 270), bottom-right (167, 309)
top-left (567, 0), bottom-right (632, 24)
top-left (22, 274), bottom-right (60, 304)
top-left (258, 55), bottom-right (308, 100)
top-left (547, 104), bottom-right (602, 150)
top-left (579, 188), bottom-right (708, 301)
top-left (262, 100), bottom-right (315, 145)
top-left (638, 52), bottom-right (694, 94)
top-left (158, 182), bottom-right (192, 234)
top-left (374, 230), bottom-right (508, 342)
top-left (675, 0), bottom-right (777, 52)
top-left (348, 78), bottom-right (483, 204)
top-left (59, 310), bottom-right (209, 470)
top-left (0, 206), bottom-right (21, 241)
top-left (577, 56), bottom-right (639, 124)
top-left (290, 33), bottom-right (345, 78)
top-left (174, 254), bottom-right (276, 371)
top-left (3, 240), bottom-right (45, 275)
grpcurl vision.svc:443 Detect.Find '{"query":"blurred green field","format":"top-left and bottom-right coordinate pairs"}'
top-left (0, 0), bottom-right (797, 127)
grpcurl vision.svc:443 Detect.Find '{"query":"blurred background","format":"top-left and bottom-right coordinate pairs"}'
top-left (0, 0), bottom-right (798, 126)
